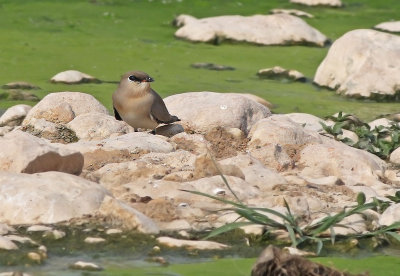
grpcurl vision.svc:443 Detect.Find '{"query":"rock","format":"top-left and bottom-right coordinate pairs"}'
top-left (257, 66), bottom-right (306, 82)
top-left (0, 126), bottom-right (13, 136)
top-left (27, 225), bottom-right (52, 232)
top-left (67, 112), bottom-right (130, 141)
top-left (105, 228), bottom-right (122, 235)
top-left (290, 0), bottom-right (342, 7)
top-left (0, 171), bottom-right (109, 224)
top-left (157, 219), bottom-right (192, 232)
top-left (375, 21), bottom-right (400, 33)
top-left (70, 261), bottom-right (103, 271)
top-left (284, 113), bottom-right (325, 132)
top-left (5, 90), bottom-right (39, 101)
top-left (84, 237), bottom-right (106, 244)
top-left (156, 237), bottom-right (229, 250)
top-left (314, 29), bottom-right (400, 99)
top-left (236, 93), bottom-right (273, 108)
top-left (155, 123), bottom-right (184, 137)
top-left (282, 247), bottom-right (316, 257)
top-left (23, 92), bottom-right (108, 126)
top-left (0, 236), bottom-right (18, 250)
top-left (249, 115), bottom-right (322, 146)
top-left (5, 235), bottom-right (37, 245)
top-left (0, 223), bottom-right (15, 235)
top-left (27, 252), bottom-right (42, 263)
top-left (98, 196), bottom-right (160, 234)
top-left (174, 14), bottom-right (328, 47)
top-left (164, 92), bottom-right (271, 134)
top-left (50, 70), bottom-right (100, 84)
top-left (191, 63), bottom-right (235, 71)
top-left (0, 104), bottom-right (32, 127)
top-left (368, 118), bottom-right (395, 129)
top-left (311, 213), bottom-right (366, 236)
top-left (0, 131), bottom-right (83, 174)
top-left (170, 132), bottom-right (211, 155)
top-left (379, 203), bottom-right (400, 226)
top-left (269, 9), bottom-right (313, 18)
top-left (2, 81), bottom-right (39, 90)
top-left (390, 147), bottom-right (400, 164)
top-left (193, 153), bottom-right (245, 179)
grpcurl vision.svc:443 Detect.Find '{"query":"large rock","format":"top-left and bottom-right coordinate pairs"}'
top-left (50, 70), bottom-right (100, 84)
top-left (0, 104), bottom-right (32, 127)
top-left (269, 9), bottom-right (313, 18)
top-left (290, 0), bottom-right (342, 7)
top-left (314, 29), bottom-right (400, 98)
top-left (164, 92), bottom-right (271, 134)
top-left (67, 113), bottom-right (130, 141)
top-left (174, 14), bottom-right (328, 47)
top-left (0, 131), bottom-right (83, 175)
top-left (0, 171), bottom-right (108, 224)
top-left (23, 92), bottom-right (108, 126)
top-left (374, 21), bottom-right (400, 33)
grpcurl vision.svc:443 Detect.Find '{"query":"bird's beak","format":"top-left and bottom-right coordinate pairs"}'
top-left (142, 76), bottom-right (154, 82)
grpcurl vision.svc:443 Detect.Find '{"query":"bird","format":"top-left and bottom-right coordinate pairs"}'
top-left (112, 71), bottom-right (180, 133)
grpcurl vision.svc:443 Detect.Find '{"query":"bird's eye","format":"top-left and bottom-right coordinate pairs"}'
top-left (128, 75), bottom-right (137, 82)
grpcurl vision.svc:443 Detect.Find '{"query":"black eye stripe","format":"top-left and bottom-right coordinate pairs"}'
top-left (128, 75), bottom-right (137, 82)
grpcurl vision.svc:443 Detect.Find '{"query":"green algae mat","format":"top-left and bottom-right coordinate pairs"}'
top-left (1, 0), bottom-right (400, 120)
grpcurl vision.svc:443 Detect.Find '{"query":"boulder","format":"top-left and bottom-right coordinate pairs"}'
top-left (269, 9), bottom-right (313, 18)
top-left (0, 131), bottom-right (83, 175)
top-left (379, 203), bottom-right (400, 226)
top-left (0, 104), bottom-right (32, 127)
top-left (290, 0), bottom-right (342, 7)
top-left (374, 21), bottom-right (400, 33)
top-left (174, 14), bottom-right (328, 47)
top-left (164, 92), bottom-right (271, 134)
top-left (236, 93), bottom-right (273, 108)
top-left (67, 112), bottom-right (130, 141)
top-left (0, 171), bottom-right (109, 224)
top-left (314, 29), bottom-right (400, 98)
top-left (23, 92), bottom-right (108, 125)
top-left (50, 70), bottom-right (100, 84)
top-left (257, 66), bottom-right (306, 82)
top-left (284, 113), bottom-right (325, 132)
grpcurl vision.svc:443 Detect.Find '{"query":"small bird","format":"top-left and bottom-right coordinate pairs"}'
top-left (112, 71), bottom-right (180, 132)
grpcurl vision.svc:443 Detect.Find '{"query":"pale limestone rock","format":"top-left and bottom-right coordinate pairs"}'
top-left (67, 112), bottom-right (130, 141)
top-left (0, 171), bottom-right (108, 225)
top-left (84, 237), bottom-right (106, 244)
top-left (390, 147), bottom-right (400, 164)
top-left (98, 196), bottom-right (160, 234)
top-left (257, 66), bottom-right (306, 82)
top-left (106, 229), bottom-right (123, 235)
top-left (299, 138), bottom-right (386, 186)
top-left (379, 203), bottom-right (400, 226)
top-left (174, 14), bottom-right (328, 47)
top-left (2, 81), bottom-right (39, 90)
top-left (170, 132), bottom-right (211, 155)
top-left (23, 92), bottom-right (108, 126)
top-left (290, 0), bottom-right (342, 7)
top-left (314, 29), bottom-right (400, 98)
top-left (236, 93), bottom-right (273, 108)
top-left (5, 235), bottom-right (37, 245)
top-left (283, 247), bottom-right (316, 257)
top-left (0, 126), bottom-right (13, 136)
top-left (0, 104), bottom-right (32, 127)
top-left (27, 225), bottom-right (52, 232)
top-left (71, 261), bottom-right (103, 271)
top-left (155, 123), bottom-right (185, 137)
top-left (0, 236), bottom-right (18, 250)
top-left (27, 252), bottom-right (43, 263)
top-left (249, 115), bottom-right (322, 146)
top-left (270, 9), bottom-right (313, 18)
top-left (310, 213), bottom-right (366, 236)
top-left (164, 92), bottom-right (270, 134)
top-left (375, 21), bottom-right (400, 33)
top-left (156, 237), bottom-right (229, 250)
top-left (0, 223), bottom-right (15, 235)
top-left (368, 118), bottom-right (396, 129)
top-left (0, 131), bottom-right (83, 174)
top-left (157, 219), bottom-right (192, 232)
top-left (51, 70), bottom-right (99, 84)
top-left (284, 113), bottom-right (325, 132)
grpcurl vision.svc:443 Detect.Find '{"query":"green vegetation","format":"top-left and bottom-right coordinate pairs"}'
top-left (1, 0), bottom-right (400, 120)
top-left (321, 112), bottom-right (400, 159)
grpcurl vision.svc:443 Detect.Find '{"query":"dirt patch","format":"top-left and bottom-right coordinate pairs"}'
top-left (204, 126), bottom-right (249, 159)
top-left (21, 124), bottom-right (78, 144)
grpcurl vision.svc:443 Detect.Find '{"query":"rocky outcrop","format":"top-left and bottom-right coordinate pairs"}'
top-left (174, 14), bottom-right (328, 47)
top-left (164, 92), bottom-right (271, 134)
top-left (314, 29), bottom-right (400, 99)
top-left (50, 70), bottom-right (100, 84)
top-left (290, 0), bottom-right (342, 7)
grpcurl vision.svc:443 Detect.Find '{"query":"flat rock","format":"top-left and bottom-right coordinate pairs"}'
top-left (0, 236), bottom-right (18, 250)
top-left (314, 29), bottom-right (400, 98)
top-left (257, 66), bottom-right (306, 82)
top-left (375, 21), bottom-right (400, 33)
top-left (379, 203), bottom-right (400, 226)
top-left (84, 237), bottom-right (106, 244)
top-left (2, 81), bottom-right (39, 90)
top-left (0, 104), bottom-right (32, 127)
top-left (0, 171), bottom-right (109, 224)
top-left (164, 91), bottom-right (271, 134)
top-left (50, 70), bottom-right (100, 84)
top-left (174, 14), bottom-right (328, 47)
top-left (70, 261), bottom-right (103, 271)
top-left (156, 236), bottom-right (228, 250)
top-left (290, 0), bottom-right (342, 6)
top-left (23, 92), bottom-right (108, 126)
top-left (0, 130), bottom-right (83, 174)
top-left (0, 223), bottom-right (15, 235)
top-left (270, 9), bottom-right (313, 18)
top-left (236, 93), bottom-right (273, 108)
top-left (67, 112), bottom-right (130, 141)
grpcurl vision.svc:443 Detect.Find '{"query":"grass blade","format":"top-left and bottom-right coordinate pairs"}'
top-left (204, 221), bottom-right (255, 240)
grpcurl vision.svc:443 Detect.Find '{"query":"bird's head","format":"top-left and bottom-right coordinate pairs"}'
top-left (120, 71), bottom-right (154, 90)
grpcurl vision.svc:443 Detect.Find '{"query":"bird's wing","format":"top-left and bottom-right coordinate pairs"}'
top-left (150, 89), bottom-right (175, 124)
top-left (113, 106), bottom-right (122, 121)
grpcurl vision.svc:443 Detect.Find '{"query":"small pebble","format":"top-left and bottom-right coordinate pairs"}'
top-left (84, 237), bottom-right (106, 244)
top-left (105, 229), bottom-right (123, 235)
top-left (70, 261), bottom-right (103, 271)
